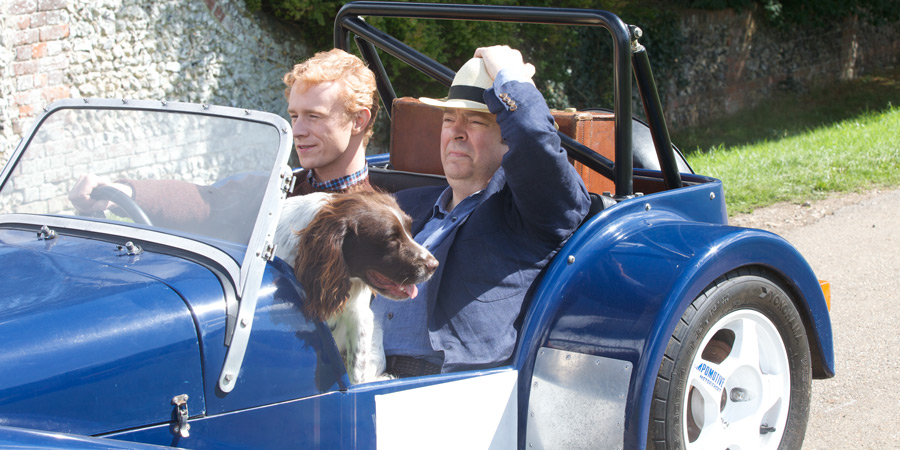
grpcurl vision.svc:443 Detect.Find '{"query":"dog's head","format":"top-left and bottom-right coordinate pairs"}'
top-left (294, 190), bottom-right (438, 321)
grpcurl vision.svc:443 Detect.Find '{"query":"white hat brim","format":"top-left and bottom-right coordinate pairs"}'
top-left (419, 96), bottom-right (490, 112)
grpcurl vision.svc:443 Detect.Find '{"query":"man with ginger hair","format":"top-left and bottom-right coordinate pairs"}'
top-left (283, 48), bottom-right (379, 195)
top-left (69, 49), bottom-right (379, 230)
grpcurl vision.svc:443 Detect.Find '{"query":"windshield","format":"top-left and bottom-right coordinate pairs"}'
top-left (0, 103), bottom-right (283, 246)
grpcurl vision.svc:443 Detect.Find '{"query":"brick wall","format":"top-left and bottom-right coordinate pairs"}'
top-left (1, 0), bottom-right (307, 167)
top-left (6, 0), bottom-right (71, 132)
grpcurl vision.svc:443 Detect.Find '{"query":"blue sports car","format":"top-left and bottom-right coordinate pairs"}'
top-left (0, 2), bottom-right (832, 449)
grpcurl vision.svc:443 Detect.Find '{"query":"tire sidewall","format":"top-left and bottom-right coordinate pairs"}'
top-left (661, 271), bottom-right (812, 449)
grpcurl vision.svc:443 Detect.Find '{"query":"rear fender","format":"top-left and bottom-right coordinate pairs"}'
top-left (515, 185), bottom-right (833, 449)
top-left (629, 225), bottom-right (834, 448)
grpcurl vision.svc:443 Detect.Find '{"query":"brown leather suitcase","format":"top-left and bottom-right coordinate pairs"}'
top-left (553, 109), bottom-right (616, 194)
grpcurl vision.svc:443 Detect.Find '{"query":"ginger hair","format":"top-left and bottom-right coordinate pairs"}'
top-left (284, 49), bottom-right (380, 143)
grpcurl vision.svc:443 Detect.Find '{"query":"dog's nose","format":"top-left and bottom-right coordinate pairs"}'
top-left (424, 255), bottom-right (439, 273)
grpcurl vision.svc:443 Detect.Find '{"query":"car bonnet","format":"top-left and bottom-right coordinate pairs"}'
top-left (0, 99), bottom-right (296, 393)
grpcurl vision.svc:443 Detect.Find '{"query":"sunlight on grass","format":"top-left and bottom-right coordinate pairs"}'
top-left (674, 69), bottom-right (900, 152)
top-left (675, 69), bottom-right (900, 215)
top-left (688, 106), bottom-right (900, 214)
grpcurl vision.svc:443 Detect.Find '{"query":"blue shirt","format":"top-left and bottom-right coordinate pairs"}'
top-left (372, 187), bottom-right (483, 364)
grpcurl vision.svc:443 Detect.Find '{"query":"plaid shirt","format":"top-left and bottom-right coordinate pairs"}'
top-left (308, 166), bottom-right (369, 192)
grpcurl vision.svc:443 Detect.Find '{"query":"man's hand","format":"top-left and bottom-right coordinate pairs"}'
top-left (69, 174), bottom-right (133, 214)
top-left (473, 45), bottom-right (535, 83)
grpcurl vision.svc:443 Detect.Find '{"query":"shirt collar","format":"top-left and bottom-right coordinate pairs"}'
top-left (431, 186), bottom-right (483, 218)
top-left (308, 166), bottom-right (369, 192)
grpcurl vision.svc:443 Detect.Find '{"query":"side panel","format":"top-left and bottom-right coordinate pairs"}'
top-left (201, 260), bottom-right (345, 415)
top-left (525, 348), bottom-right (631, 449)
top-left (0, 426), bottom-right (177, 449)
top-left (109, 392), bottom-right (343, 449)
top-left (344, 369), bottom-right (518, 450)
top-left (374, 370), bottom-right (517, 450)
top-left (113, 370), bottom-right (518, 450)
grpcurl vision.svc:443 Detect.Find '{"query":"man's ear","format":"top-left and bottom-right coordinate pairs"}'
top-left (351, 108), bottom-right (372, 135)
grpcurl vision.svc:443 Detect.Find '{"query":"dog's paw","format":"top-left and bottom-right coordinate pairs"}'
top-left (374, 372), bottom-right (396, 382)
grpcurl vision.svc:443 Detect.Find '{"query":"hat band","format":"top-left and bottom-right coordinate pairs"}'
top-left (447, 84), bottom-right (486, 104)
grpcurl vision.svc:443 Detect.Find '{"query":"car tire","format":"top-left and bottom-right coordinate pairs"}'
top-left (648, 268), bottom-right (811, 449)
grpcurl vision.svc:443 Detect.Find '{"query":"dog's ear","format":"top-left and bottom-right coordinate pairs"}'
top-left (294, 204), bottom-right (352, 322)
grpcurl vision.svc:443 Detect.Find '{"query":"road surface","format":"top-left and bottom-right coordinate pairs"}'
top-left (731, 187), bottom-right (900, 448)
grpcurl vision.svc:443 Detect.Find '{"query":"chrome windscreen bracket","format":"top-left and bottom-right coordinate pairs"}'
top-left (218, 162), bottom-right (294, 393)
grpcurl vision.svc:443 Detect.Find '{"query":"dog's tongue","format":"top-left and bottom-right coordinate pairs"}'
top-left (366, 270), bottom-right (419, 299)
top-left (400, 283), bottom-right (418, 299)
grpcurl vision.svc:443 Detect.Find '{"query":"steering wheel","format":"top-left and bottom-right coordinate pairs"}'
top-left (90, 185), bottom-right (153, 226)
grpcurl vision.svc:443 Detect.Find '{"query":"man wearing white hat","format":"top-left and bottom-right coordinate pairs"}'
top-left (372, 45), bottom-right (591, 377)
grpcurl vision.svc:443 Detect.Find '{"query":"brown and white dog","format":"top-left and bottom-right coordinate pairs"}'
top-left (273, 190), bottom-right (438, 384)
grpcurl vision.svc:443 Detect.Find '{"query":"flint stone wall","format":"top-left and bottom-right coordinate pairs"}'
top-left (663, 7), bottom-right (900, 128)
top-left (2, 1), bottom-right (899, 167)
top-left (1, 0), bottom-right (307, 167)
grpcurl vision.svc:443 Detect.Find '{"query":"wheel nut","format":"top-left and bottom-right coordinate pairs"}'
top-left (730, 387), bottom-right (751, 402)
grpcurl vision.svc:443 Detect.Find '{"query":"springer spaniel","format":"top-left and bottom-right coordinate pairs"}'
top-left (274, 190), bottom-right (438, 384)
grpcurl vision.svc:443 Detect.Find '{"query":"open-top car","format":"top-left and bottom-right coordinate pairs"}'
top-left (0, 2), bottom-right (833, 449)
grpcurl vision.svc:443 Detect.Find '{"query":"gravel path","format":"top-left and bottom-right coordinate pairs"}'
top-left (730, 188), bottom-right (900, 449)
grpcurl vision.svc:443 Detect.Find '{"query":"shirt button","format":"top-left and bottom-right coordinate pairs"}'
top-left (387, 313), bottom-right (394, 320)
top-left (451, 216), bottom-right (457, 222)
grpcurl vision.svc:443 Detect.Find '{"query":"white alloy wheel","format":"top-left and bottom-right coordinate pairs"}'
top-left (648, 268), bottom-right (812, 450)
top-left (683, 309), bottom-right (790, 449)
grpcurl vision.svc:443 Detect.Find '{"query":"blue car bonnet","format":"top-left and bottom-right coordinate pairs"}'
top-left (0, 230), bottom-right (204, 436)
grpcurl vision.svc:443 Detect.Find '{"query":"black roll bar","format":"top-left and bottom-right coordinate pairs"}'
top-left (632, 38), bottom-right (682, 190)
top-left (354, 36), bottom-right (397, 118)
top-left (334, 1), bottom-right (681, 197)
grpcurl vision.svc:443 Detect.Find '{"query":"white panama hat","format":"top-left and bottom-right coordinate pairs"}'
top-left (419, 57), bottom-right (492, 112)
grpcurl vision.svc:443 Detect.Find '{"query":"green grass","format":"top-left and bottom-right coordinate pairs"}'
top-left (673, 69), bottom-right (900, 215)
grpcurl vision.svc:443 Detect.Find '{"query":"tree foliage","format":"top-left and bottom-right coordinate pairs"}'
top-left (671, 0), bottom-right (900, 27)
top-left (246, 0), bottom-right (897, 111)
top-left (246, 0), bottom-right (685, 109)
